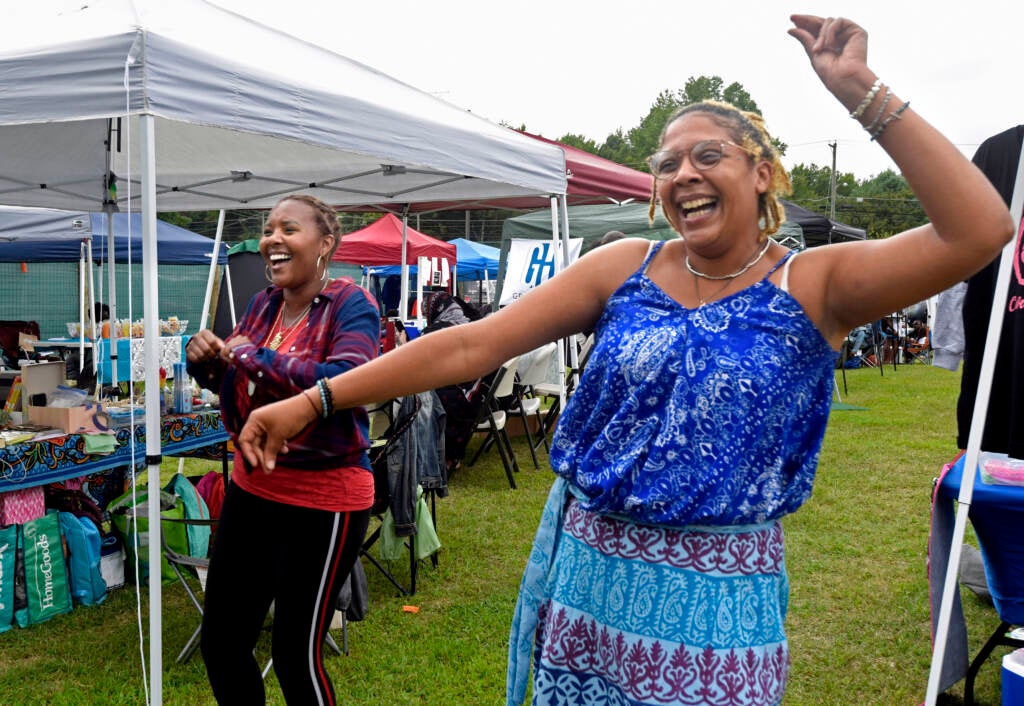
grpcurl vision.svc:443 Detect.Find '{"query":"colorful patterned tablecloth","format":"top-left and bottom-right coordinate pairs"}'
top-left (0, 409), bottom-right (229, 492)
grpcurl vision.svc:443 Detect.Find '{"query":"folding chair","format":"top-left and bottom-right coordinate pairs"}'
top-left (532, 334), bottom-right (595, 442)
top-left (467, 357), bottom-right (522, 489)
top-left (905, 328), bottom-right (932, 364)
top-left (508, 342), bottom-right (559, 467)
top-left (161, 517), bottom-right (346, 667)
top-left (361, 395), bottom-right (439, 596)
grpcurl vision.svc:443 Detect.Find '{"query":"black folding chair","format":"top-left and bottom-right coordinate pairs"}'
top-left (466, 357), bottom-right (522, 489)
top-left (161, 516), bottom-right (346, 667)
top-left (361, 395), bottom-right (440, 596)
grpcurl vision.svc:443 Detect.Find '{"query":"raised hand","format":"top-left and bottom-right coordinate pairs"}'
top-left (788, 15), bottom-right (872, 109)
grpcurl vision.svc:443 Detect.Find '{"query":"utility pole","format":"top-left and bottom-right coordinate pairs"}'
top-left (828, 141), bottom-right (838, 221)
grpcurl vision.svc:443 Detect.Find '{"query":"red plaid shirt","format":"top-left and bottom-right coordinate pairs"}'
top-left (189, 278), bottom-right (380, 473)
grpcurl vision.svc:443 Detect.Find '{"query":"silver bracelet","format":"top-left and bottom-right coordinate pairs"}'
top-left (870, 101), bottom-right (911, 141)
top-left (850, 78), bottom-right (883, 119)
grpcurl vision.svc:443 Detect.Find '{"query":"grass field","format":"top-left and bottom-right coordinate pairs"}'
top-left (0, 363), bottom-right (1013, 704)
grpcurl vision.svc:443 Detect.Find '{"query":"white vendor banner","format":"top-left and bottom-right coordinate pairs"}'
top-left (499, 238), bottom-right (583, 307)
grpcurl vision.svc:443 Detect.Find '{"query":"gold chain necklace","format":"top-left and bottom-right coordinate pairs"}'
top-left (267, 301), bottom-right (312, 351)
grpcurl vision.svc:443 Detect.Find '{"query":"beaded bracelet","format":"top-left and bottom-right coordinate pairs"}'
top-left (870, 101), bottom-right (910, 141)
top-left (864, 87), bottom-right (892, 135)
top-left (317, 377), bottom-right (334, 418)
top-left (316, 380), bottom-right (330, 419)
top-left (850, 78), bottom-right (882, 119)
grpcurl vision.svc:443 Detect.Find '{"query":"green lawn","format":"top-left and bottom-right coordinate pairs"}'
top-left (0, 364), bottom-right (1012, 704)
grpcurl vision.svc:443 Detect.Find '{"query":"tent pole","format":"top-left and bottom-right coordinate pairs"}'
top-left (104, 205), bottom-right (119, 389)
top-left (399, 209), bottom-right (410, 320)
top-left (199, 210), bottom-right (226, 331)
top-left (549, 197), bottom-right (566, 411)
top-left (78, 241), bottom-right (86, 373)
top-left (224, 264), bottom-right (237, 328)
top-left (559, 194), bottom-right (579, 391)
top-left (139, 113), bottom-right (164, 706)
top-left (924, 151), bottom-right (1024, 704)
top-left (86, 240), bottom-right (98, 379)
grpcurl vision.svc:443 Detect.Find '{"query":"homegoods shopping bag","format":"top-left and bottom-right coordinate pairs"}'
top-left (109, 486), bottom-right (186, 584)
top-left (16, 511), bottom-right (73, 627)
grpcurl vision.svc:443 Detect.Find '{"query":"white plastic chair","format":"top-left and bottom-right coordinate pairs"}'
top-left (509, 342), bottom-right (559, 467)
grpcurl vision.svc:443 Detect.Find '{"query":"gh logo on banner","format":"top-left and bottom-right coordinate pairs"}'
top-left (525, 243), bottom-right (557, 287)
top-left (499, 237), bottom-right (583, 307)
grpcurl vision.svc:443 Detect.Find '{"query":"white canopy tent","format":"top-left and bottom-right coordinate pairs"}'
top-left (0, 1), bottom-right (566, 702)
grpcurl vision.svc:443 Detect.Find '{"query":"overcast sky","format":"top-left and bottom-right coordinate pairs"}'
top-left (213, 0), bottom-right (1022, 181)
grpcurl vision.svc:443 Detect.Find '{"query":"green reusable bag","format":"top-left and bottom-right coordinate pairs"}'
top-left (18, 510), bottom-right (73, 626)
top-left (0, 523), bottom-right (17, 632)
top-left (109, 487), bottom-right (186, 584)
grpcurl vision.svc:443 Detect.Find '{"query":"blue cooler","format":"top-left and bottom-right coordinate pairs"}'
top-left (1004, 649), bottom-right (1024, 706)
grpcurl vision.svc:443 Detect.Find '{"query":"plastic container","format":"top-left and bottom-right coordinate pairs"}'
top-left (172, 362), bottom-right (192, 414)
top-left (1002, 649), bottom-right (1024, 706)
top-left (979, 452), bottom-right (1024, 487)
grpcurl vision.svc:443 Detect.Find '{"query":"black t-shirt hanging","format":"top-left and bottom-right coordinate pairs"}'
top-left (957, 124), bottom-right (1024, 457)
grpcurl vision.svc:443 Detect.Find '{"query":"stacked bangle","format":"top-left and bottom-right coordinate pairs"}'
top-left (850, 78), bottom-right (882, 119)
top-left (870, 101), bottom-right (910, 141)
top-left (864, 87), bottom-right (892, 135)
top-left (316, 377), bottom-right (334, 418)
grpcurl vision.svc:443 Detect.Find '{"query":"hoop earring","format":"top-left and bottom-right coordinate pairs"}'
top-left (265, 265), bottom-right (274, 283)
top-left (317, 255), bottom-right (328, 282)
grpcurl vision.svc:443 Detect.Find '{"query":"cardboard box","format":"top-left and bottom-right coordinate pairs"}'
top-left (26, 404), bottom-right (96, 434)
top-left (19, 360), bottom-right (64, 403)
top-left (19, 360), bottom-right (97, 433)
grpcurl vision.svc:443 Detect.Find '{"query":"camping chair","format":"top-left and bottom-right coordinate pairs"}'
top-left (508, 342), bottom-right (560, 467)
top-left (361, 395), bottom-right (440, 596)
top-left (532, 333), bottom-right (595, 442)
top-left (467, 357), bottom-right (522, 489)
top-left (160, 516), bottom-right (347, 667)
top-left (905, 328), bottom-right (932, 364)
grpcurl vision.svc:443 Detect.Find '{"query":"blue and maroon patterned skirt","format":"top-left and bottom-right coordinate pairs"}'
top-left (528, 500), bottom-right (789, 706)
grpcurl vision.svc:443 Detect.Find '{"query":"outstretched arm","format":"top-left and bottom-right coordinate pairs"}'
top-left (787, 16), bottom-right (1014, 344)
top-left (238, 238), bottom-right (655, 470)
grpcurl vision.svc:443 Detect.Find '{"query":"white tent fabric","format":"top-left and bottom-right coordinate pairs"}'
top-left (0, 2), bottom-right (566, 703)
top-left (0, 2), bottom-right (566, 211)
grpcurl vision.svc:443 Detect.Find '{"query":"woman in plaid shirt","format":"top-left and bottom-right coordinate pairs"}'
top-left (187, 194), bottom-right (380, 705)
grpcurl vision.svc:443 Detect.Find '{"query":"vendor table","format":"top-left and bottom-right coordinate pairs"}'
top-left (933, 456), bottom-right (1024, 703)
top-left (0, 409), bottom-right (228, 492)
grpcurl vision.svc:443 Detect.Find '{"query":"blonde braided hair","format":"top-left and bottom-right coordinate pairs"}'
top-left (647, 101), bottom-right (792, 241)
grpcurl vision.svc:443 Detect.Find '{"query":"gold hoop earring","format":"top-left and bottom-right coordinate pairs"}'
top-left (265, 265), bottom-right (274, 283)
top-left (317, 255), bottom-right (328, 282)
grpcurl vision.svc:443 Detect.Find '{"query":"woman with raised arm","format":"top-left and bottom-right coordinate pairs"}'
top-left (238, 17), bottom-right (1013, 706)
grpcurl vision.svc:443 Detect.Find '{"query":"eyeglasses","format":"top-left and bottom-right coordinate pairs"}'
top-left (647, 140), bottom-right (754, 180)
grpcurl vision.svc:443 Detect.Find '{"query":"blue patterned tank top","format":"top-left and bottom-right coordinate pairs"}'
top-left (550, 241), bottom-right (838, 527)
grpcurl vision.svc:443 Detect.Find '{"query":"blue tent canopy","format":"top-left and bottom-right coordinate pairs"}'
top-left (365, 237), bottom-right (498, 281)
top-left (0, 207), bottom-right (227, 264)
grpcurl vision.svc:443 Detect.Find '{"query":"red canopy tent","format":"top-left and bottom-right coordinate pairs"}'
top-left (517, 130), bottom-right (651, 207)
top-left (333, 212), bottom-right (456, 265)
